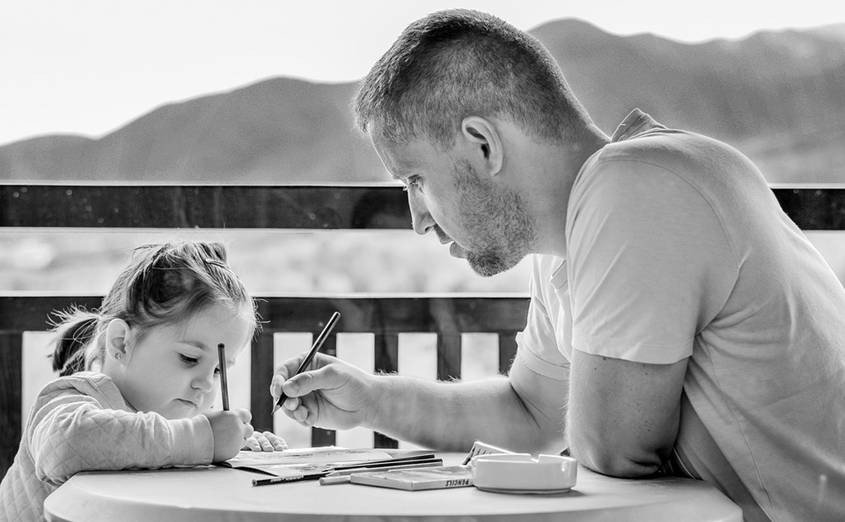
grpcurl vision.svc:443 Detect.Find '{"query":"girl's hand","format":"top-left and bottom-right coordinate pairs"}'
top-left (204, 409), bottom-right (253, 462)
top-left (242, 430), bottom-right (288, 452)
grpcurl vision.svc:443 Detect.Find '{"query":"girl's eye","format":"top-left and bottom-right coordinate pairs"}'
top-left (179, 354), bottom-right (199, 366)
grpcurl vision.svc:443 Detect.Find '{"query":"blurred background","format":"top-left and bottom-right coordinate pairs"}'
top-left (2, 0), bottom-right (844, 293)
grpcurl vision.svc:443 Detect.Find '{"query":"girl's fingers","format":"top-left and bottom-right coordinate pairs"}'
top-left (262, 431), bottom-right (288, 451)
top-left (242, 436), bottom-right (260, 451)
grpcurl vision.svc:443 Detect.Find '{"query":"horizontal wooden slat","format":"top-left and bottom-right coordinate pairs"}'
top-left (0, 295), bottom-right (530, 333)
top-left (0, 185), bottom-right (410, 229)
top-left (3, 184), bottom-right (845, 230)
top-left (772, 187), bottom-right (845, 230)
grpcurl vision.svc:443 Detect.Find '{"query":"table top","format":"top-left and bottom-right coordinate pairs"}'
top-left (45, 453), bottom-right (741, 522)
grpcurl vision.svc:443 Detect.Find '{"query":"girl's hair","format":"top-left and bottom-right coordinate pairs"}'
top-left (51, 241), bottom-right (257, 376)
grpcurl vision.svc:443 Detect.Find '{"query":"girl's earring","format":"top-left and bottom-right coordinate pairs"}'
top-left (112, 352), bottom-right (123, 360)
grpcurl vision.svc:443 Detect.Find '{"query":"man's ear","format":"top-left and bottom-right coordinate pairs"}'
top-left (104, 318), bottom-right (131, 363)
top-left (460, 116), bottom-right (503, 176)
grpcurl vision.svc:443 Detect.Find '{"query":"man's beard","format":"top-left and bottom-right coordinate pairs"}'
top-left (453, 161), bottom-right (537, 277)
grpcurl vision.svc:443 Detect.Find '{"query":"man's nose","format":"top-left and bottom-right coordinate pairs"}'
top-left (408, 192), bottom-right (435, 235)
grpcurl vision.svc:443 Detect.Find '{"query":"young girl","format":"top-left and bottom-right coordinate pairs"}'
top-left (0, 241), bottom-right (285, 522)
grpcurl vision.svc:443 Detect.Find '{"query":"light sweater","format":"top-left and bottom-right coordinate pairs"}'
top-left (0, 372), bottom-right (213, 522)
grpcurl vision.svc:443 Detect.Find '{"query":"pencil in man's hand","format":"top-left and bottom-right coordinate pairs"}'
top-left (273, 311), bottom-right (341, 414)
top-left (218, 342), bottom-right (230, 411)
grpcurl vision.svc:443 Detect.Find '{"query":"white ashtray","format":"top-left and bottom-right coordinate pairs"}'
top-left (471, 453), bottom-right (578, 494)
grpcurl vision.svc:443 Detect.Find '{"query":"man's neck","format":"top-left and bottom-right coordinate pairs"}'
top-left (527, 127), bottom-right (609, 258)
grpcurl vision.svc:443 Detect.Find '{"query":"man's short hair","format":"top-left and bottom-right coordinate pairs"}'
top-left (353, 9), bottom-right (592, 149)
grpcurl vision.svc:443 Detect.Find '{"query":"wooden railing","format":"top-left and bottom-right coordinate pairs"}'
top-left (2, 182), bottom-right (844, 477)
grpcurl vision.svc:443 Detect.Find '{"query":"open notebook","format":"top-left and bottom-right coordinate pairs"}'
top-left (220, 446), bottom-right (438, 482)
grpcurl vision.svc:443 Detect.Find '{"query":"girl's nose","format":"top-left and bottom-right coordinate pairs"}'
top-left (191, 371), bottom-right (214, 392)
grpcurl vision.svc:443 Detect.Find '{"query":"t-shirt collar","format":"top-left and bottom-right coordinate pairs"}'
top-left (610, 108), bottom-right (665, 142)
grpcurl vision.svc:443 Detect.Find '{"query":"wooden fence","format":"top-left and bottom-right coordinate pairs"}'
top-left (1, 183), bottom-right (844, 477)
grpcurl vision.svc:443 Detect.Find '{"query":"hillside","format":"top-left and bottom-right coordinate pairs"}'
top-left (1, 19), bottom-right (844, 183)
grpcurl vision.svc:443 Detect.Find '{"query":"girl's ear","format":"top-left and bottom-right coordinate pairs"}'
top-left (104, 319), bottom-right (131, 363)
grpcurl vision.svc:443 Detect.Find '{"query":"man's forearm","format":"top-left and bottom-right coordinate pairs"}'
top-left (365, 374), bottom-right (564, 453)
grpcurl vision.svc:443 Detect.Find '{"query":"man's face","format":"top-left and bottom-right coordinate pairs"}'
top-left (372, 132), bottom-right (535, 277)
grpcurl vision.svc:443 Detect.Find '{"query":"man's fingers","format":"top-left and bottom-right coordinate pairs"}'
top-left (270, 374), bottom-right (284, 401)
top-left (289, 393), bottom-right (320, 427)
top-left (284, 364), bottom-right (343, 397)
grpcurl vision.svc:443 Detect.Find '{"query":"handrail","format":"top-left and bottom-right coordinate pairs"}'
top-left (3, 183), bottom-right (845, 229)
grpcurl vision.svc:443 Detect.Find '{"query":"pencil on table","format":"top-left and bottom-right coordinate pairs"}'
top-left (218, 342), bottom-right (230, 411)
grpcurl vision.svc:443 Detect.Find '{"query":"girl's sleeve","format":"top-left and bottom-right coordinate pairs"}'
top-left (27, 388), bottom-right (214, 483)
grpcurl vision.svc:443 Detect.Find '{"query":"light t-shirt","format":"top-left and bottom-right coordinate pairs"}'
top-left (512, 109), bottom-right (845, 522)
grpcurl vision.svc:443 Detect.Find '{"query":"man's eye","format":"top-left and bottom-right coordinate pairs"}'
top-left (179, 354), bottom-right (199, 365)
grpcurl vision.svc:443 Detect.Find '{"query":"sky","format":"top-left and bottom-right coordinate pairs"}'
top-left (2, 0), bottom-right (844, 146)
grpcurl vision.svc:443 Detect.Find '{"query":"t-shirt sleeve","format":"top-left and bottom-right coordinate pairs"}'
top-left (565, 159), bottom-right (736, 364)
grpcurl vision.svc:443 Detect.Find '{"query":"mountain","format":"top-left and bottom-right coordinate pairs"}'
top-left (0, 79), bottom-right (383, 183)
top-left (530, 20), bottom-right (845, 183)
top-left (1, 19), bottom-right (844, 183)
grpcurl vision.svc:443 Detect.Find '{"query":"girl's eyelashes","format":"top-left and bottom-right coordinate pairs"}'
top-left (178, 353), bottom-right (199, 366)
top-left (179, 353), bottom-right (222, 376)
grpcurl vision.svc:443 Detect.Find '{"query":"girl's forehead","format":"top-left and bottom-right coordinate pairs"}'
top-left (161, 302), bottom-right (253, 342)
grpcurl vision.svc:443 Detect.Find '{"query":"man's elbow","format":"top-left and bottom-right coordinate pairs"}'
top-left (570, 436), bottom-right (664, 478)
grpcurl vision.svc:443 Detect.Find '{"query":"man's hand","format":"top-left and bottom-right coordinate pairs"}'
top-left (270, 353), bottom-right (377, 430)
top-left (204, 409), bottom-right (253, 462)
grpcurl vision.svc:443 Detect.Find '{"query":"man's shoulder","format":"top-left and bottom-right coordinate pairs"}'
top-left (594, 127), bottom-right (736, 172)
top-left (574, 126), bottom-right (759, 207)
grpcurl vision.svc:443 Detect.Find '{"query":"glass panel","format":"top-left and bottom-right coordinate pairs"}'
top-left (0, 229), bottom-right (532, 294)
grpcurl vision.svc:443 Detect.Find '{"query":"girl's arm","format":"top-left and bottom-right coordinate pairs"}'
top-left (28, 390), bottom-right (213, 483)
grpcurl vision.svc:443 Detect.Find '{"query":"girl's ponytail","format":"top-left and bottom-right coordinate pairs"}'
top-left (50, 309), bottom-right (99, 376)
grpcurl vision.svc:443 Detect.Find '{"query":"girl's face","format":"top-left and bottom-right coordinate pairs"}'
top-left (111, 302), bottom-right (252, 419)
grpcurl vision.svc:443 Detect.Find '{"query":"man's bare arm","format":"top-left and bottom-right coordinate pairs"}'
top-left (568, 349), bottom-right (687, 476)
top-left (275, 352), bottom-right (568, 454)
top-left (370, 358), bottom-right (567, 453)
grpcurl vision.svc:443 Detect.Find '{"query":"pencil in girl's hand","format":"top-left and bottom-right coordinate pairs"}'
top-left (218, 342), bottom-right (230, 411)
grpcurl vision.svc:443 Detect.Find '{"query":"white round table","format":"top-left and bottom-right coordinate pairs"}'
top-left (44, 454), bottom-right (741, 522)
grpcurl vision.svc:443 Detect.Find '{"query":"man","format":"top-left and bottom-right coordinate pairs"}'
top-left (272, 10), bottom-right (845, 521)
